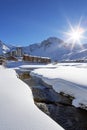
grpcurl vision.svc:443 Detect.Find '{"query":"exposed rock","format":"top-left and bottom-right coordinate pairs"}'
top-left (36, 103), bottom-right (87, 130)
top-left (18, 72), bottom-right (87, 130)
top-left (24, 77), bottom-right (72, 105)
top-left (19, 72), bottom-right (31, 79)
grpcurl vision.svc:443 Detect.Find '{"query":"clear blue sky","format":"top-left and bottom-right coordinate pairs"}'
top-left (0, 0), bottom-right (87, 46)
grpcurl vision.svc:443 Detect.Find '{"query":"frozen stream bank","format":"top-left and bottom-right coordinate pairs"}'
top-left (17, 70), bottom-right (87, 130)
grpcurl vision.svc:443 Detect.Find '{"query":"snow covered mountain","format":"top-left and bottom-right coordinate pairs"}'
top-left (22, 37), bottom-right (70, 61)
top-left (0, 40), bottom-right (10, 55)
top-left (0, 37), bottom-right (87, 61)
top-left (23, 37), bottom-right (87, 61)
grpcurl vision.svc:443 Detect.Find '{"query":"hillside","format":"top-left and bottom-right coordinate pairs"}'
top-left (23, 37), bottom-right (87, 61)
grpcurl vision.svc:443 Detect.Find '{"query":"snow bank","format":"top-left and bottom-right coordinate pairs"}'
top-left (31, 63), bottom-right (87, 109)
top-left (0, 66), bottom-right (63, 130)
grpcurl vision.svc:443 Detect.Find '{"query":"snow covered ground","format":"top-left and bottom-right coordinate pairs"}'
top-left (0, 66), bottom-right (63, 130)
top-left (31, 63), bottom-right (87, 110)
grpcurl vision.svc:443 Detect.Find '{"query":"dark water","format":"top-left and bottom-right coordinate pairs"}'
top-left (17, 71), bottom-right (87, 130)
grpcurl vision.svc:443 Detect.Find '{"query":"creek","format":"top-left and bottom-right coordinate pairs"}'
top-left (16, 69), bottom-right (87, 130)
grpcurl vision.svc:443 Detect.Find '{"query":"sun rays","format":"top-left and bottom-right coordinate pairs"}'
top-left (63, 18), bottom-right (87, 50)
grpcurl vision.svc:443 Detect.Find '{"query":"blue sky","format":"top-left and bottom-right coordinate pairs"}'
top-left (0, 0), bottom-right (87, 46)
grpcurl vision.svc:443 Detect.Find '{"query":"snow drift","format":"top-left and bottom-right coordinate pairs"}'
top-left (0, 66), bottom-right (63, 130)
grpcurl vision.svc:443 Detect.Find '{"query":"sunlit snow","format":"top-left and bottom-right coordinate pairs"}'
top-left (31, 63), bottom-right (87, 109)
top-left (0, 66), bottom-right (63, 130)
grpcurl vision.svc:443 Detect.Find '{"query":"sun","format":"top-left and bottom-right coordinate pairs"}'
top-left (67, 26), bottom-right (85, 43)
top-left (70, 28), bottom-right (84, 41)
top-left (63, 19), bottom-right (86, 49)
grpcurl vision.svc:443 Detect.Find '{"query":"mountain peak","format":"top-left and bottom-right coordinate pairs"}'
top-left (46, 37), bottom-right (64, 43)
top-left (0, 40), bottom-right (10, 55)
top-left (22, 37), bottom-right (87, 61)
top-left (42, 37), bottom-right (64, 44)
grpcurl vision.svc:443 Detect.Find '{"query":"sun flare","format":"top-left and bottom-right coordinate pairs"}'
top-left (67, 27), bottom-right (85, 42)
top-left (64, 19), bottom-right (86, 50)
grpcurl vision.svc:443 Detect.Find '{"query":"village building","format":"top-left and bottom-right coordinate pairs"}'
top-left (6, 56), bottom-right (18, 61)
top-left (7, 47), bottom-right (23, 57)
top-left (0, 56), bottom-right (6, 65)
top-left (23, 54), bottom-right (51, 64)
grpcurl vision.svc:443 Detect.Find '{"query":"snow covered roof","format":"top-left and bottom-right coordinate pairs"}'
top-left (23, 54), bottom-right (51, 59)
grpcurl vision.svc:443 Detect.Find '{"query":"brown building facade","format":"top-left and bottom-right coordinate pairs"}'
top-left (0, 56), bottom-right (6, 65)
top-left (23, 54), bottom-right (51, 63)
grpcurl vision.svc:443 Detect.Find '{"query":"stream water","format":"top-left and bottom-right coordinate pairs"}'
top-left (16, 70), bottom-right (87, 130)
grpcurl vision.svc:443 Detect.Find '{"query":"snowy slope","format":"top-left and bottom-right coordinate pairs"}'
top-left (0, 40), bottom-right (10, 55)
top-left (23, 37), bottom-right (70, 61)
top-left (63, 48), bottom-right (87, 60)
top-left (23, 37), bottom-right (87, 61)
top-left (0, 66), bottom-right (63, 130)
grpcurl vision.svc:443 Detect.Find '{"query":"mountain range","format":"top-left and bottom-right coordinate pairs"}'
top-left (0, 37), bottom-right (87, 61)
